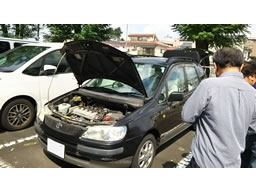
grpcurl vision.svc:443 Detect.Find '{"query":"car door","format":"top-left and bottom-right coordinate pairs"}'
top-left (22, 50), bottom-right (78, 108)
top-left (154, 64), bottom-right (188, 144)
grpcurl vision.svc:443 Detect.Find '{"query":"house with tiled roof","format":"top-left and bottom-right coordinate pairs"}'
top-left (121, 34), bottom-right (169, 56)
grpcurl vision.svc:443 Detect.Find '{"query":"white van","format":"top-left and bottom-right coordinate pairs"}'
top-left (0, 37), bottom-right (38, 54)
top-left (0, 42), bottom-right (78, 131)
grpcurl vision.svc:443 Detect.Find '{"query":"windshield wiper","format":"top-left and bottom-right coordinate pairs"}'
top-left (84, 87), bottom-right (119, 94)
top-left (120, 92), bottom-right (142, 96)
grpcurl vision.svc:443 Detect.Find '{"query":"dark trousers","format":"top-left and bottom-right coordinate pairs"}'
top-left (241, 134), bottom-right (256, 168)
top-left (187, 157), bottom-right (200, 168)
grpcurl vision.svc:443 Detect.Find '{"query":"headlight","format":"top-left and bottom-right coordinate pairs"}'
top-left (81, 125), bottom-right (127, 142)
top-left (38, 105), bottom-right (52, 122)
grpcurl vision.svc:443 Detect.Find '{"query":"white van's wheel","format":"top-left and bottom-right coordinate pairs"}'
top-left (1, 99), bottom-right (35, 131)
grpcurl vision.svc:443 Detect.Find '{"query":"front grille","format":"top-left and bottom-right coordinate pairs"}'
top-left (44, 115), bottom-right (85, 136)
top-left (42, 115), bottom-right (86, 145)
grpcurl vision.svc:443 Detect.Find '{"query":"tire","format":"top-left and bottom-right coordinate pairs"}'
top-left (1, 98), bottom-right (35, 131)
top-left (131, 134), bottom-right (157, 168)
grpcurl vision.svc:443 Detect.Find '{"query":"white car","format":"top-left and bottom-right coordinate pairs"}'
top-left (0, 43), bottom-right (78, 130)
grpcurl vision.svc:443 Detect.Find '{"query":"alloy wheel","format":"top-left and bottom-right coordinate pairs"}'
top-left (138, 140), bottom-right (154, 168)
top-left (7, 104), bottom-right (31, 127)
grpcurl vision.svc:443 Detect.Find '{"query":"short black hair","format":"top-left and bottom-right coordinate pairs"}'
top-left (213, 47), bottom-right (244, 68)
top-left (241, 60), bottom-right (256, 77)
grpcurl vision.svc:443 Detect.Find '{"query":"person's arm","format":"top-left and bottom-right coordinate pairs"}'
top-left (181, 80), bottom-right (210, 124)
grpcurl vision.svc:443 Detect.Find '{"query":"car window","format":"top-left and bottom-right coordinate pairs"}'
top-left (167, 66), bottom-right (186, 95)
top-left (14, 42), bottom-right (25, 48)
top-left (85, 63), bottom-right (166, 97)
top-left (23, 50), bottom-right (71, 76)
top-left (85, 78), bottom-right (142, 96)
top-left (159, 85), bottom-right (167, 104)
top-left (135, 63), bottom-right (166, 97)
top-left (195, 65), bottom-right (205, 79)
top-left (185, 66), bottom-right (200, 91)
top-left (0, 41), bottom-right (11, 54)
top-left (0, 46), bottom-right (48, 72)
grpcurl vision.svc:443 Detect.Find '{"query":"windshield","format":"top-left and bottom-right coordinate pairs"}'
top-left (85, 63), bottom-right (166, 97)
top-left (0, 46), bottom-right (49, 72)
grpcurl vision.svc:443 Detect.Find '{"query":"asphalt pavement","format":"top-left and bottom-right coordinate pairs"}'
top-left (0, 126), bottom-right (194, 168)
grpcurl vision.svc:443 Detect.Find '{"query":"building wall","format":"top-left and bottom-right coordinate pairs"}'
top-left (245, 39), bottom-right (256, 57)
top-left (129, 36), bottom-right (156, 42)
top-left (126, 45), bottom-right (167, 56)
top-left (124, 34), bottom-right (169, 56)
top-left (127, 45), bottom-right (139, 55)
top-left (154, 47), bottom-right (166, 56)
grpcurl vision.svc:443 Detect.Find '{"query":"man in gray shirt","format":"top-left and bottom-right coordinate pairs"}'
top-left (182, 48), bottom-right (256, 168)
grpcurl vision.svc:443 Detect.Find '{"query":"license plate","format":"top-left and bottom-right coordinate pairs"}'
top-left (47, 138), bottom-right (65, 159)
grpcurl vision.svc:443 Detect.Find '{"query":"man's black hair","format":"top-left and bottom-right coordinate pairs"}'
top-left (242, 60), bottom-right (256, 77)
top-left (213, 47), bottom-right (244, 68)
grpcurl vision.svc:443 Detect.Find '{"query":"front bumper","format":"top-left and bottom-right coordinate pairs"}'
top-left (34, 119), bottom-right (133, 168)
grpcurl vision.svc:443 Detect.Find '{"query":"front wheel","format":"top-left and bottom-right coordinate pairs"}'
top-left (131, 134), bottom-right (156, 168)
top-left (1, 99), bottom-right (35, 131)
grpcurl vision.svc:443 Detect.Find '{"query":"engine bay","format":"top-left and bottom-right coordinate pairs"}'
top-left (48, 92), bottom-right (137, 125)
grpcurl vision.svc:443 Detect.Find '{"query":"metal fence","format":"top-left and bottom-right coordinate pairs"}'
top-left (202, 65), bottom-right (216, 77)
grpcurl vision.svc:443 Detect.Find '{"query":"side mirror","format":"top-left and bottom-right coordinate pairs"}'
top-left (42, 64), bottom-right (57, 75)
top-left (159, 93), bottom-right (165, 101)
top-left (168, 92), bottom-right (184, 102)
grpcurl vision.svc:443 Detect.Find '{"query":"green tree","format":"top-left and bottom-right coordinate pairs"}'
top-left (0, 24), bottom-right (43, 40)
top-left (172, 24), bottom-right (249, 49)
top-left (0, 24), bottom-right (10, 37)
top-left (45, 24), bottom-right (80, 42)
top-left (109, 27), bottom-right (122, 40)
top-left (75, 24), bottom-right (113, 41)
top-left (46, 24), bottom-right (119, 42)
top-left (172, 24), bottom-right (250, 76)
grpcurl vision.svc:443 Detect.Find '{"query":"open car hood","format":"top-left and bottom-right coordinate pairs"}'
top-left (61, 40), bottom-right (147, 97)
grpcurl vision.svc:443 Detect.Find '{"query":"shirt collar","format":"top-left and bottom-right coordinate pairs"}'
top-left (219, 71), bottom-right (243, 79)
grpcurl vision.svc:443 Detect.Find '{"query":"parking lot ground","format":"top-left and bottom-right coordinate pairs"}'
top-left (0, 126), bottom-right (57, 168)
top-left (152, 129), bottom-right (194, 168)
top-left (0, 126), bottom-right (194, 168)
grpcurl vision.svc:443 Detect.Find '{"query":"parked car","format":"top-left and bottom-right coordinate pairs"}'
top-left (0, 37), bottom-right (38, 54)
top-left (0, 43), bottom-right (78, 130)
top-left (35, 40), bottom-right (206, 168)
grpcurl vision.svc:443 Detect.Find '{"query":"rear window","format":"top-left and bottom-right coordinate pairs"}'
top-left (14, 42), bottom-right (25, 48)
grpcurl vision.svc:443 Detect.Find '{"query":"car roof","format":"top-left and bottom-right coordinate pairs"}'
top-left (22, 42), bottom-right (64, 49)
top-left (132, 56), bottom-right (198, 66)
top-left (0, 37), bottom-right (38, 43)
top-left (132, 57), bottom-right (169, 65)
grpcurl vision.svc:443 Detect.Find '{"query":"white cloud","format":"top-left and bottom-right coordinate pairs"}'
top-left (142, 24), bottom-right (179, 40)
top-left (248, 24), bottom-right (256, 38)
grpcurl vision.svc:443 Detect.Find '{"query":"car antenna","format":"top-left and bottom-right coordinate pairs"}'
top-left (47, 52), bottom-right (67, 102)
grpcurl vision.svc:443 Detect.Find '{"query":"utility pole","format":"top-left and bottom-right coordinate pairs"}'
top-left (125, 24), bottom-right (128, 48)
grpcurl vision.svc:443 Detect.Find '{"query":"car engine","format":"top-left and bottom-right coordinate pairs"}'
top-left (69, 106), bottom-right (107, 121)
top-left (53, 95), bottom-right (126, 124)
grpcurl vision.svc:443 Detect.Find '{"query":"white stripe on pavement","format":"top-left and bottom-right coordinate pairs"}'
top-left (0, 158), bottom-right (13, 168)
top-left (0, 134), bottom-right (38, 151)
top-left (176, 152), bottom-right (192, 168)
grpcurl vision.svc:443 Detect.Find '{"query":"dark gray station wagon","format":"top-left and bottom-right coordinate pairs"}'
top-left (35, 41), bottom-right (207, 168)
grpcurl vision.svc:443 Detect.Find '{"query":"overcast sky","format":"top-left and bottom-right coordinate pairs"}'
top-left (111, 24), bottom-right (256, 41)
